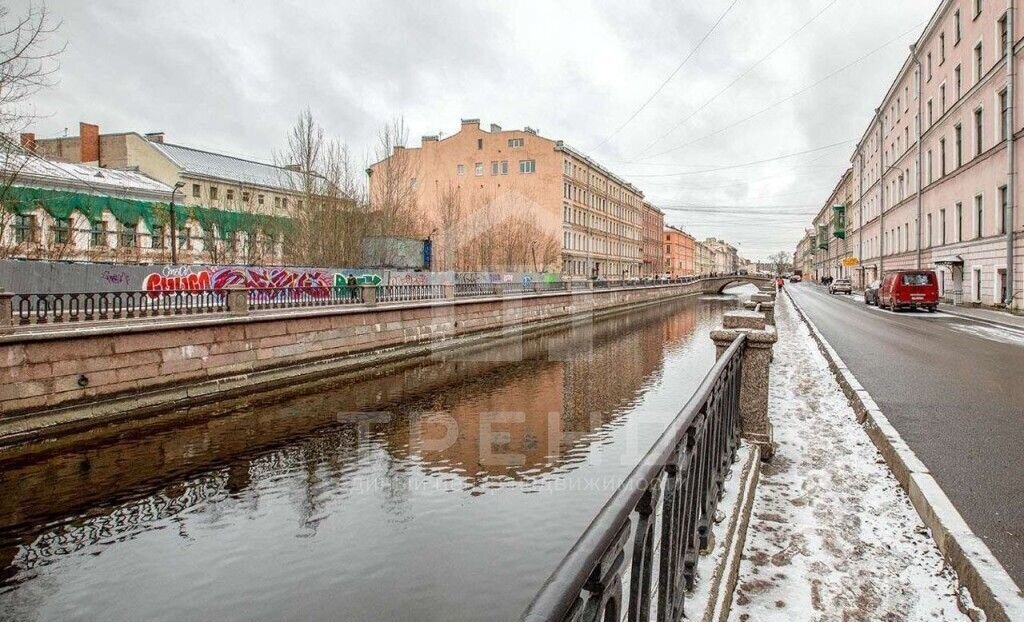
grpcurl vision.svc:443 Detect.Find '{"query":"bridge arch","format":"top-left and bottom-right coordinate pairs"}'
top-left (701, 275), bottom-right (773, 294)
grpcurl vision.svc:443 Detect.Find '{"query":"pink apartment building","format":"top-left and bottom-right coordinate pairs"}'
top-left (810, 0), bottom-right (1023, 309)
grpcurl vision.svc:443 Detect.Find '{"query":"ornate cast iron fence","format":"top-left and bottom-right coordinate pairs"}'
top-left (247, 286), bottom-right (361, 311)
top-left (11, 290), bottom-right (230, 325)
top-left (520, 334), bottom-right (746, 622)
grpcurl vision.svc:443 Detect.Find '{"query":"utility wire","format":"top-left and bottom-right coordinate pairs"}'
top-left (590, 0), bottom-right (742, 151)
top-left (622, 140), bottom-right (850, 178)
top-left (643, 20), bottom-right (926, 160)
top-left (637, 0), bottom-right (841, 158)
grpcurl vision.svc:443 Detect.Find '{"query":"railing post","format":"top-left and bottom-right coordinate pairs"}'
top-left (494, 283), bottom-right (506, 297)
top-left (360, 283), bottom-right (378, 306)
top-left (0, 290), bottom-right (13, 334)
top-left (226, 286), bottom-right (249, 316)
top-left (711, 310), bottom-right (778, 460)
top-left (442, 283), bottom-right (455, 300)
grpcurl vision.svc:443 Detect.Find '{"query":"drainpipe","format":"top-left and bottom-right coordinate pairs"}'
top-left (858, 153), bottom-right (864, 287)
top-left (878, 107), bottom-right (885, 276)
top-left (1006, 0), bottom-right (1016, 306)
top-left (912, 44), bottom-right (924, 270)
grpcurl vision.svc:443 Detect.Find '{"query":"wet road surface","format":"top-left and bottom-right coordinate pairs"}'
top-left (787, 283), bottom-right (1024, 585)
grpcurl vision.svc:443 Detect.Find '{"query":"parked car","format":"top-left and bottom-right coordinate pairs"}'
top-left (863, 280), bottom-right (882, 305)
top-left (829, 278), bottom-right (852, 295)
top-left (877, 270), bottom-right (939, 312)
top-left (789, 274), bottom-right (802, 283)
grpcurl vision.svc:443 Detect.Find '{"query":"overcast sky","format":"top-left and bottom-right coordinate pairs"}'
top-left (16, 0), bottom-right (936, 260)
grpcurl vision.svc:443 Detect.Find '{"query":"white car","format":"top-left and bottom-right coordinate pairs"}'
top-left (829, 279), bottom-right (852, 295)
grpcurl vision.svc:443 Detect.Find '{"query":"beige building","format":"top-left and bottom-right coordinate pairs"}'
top-left (24, 122), bottom-right (303, 264)
top-left (368, 119), bottom-right (645, 278)
top-left (703, 238), bottom-right (739, 273)
top-left (807, 0), bottom-right (1024, 308)
top-left (642, 201), bottom-right (665, 277)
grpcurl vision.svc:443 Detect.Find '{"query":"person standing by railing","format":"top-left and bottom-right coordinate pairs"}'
top-left (346, 274), bottom-right (358, 302)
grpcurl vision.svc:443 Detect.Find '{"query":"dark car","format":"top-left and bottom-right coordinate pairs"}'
top-left (878, 270), bottom-right (939, 312)
top-left (864, 280), bottom-right (881, 305)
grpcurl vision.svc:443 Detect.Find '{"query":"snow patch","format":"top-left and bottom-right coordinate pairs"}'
top-left (947, 322), bottom-right (1024, 347)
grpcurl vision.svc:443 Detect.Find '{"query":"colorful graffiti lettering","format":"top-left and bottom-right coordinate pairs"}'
top-left (211, 267), bottom-right (333, 290)
top-left (144, 270), bottom-right (212, 292)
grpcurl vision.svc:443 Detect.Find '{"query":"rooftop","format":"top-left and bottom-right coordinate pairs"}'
top-left (3, 152), bottom-right (171, 198)
top-left (150, 141), bottom-right (304, 192)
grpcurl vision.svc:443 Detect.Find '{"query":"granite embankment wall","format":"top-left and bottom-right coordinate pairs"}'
top-left (0, 282), bottom-right (707, 438)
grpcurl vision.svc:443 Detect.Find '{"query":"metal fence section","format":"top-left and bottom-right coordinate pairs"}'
top-left (519, 334), bottom-right (747, 622)
top-left (247, 286), bottom-right (361, 311)
top-left (378, 284), bottom-right (444, 303)
top-left (11, 290), bottom-right (230, 325)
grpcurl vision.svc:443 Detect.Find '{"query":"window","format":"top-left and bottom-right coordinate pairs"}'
top-left (226, 189), bottom-right (234, 201)
top-left (242, 191), bottom-right (251, 202)
top-left (477, 138), bottom-right (483, 150)
top-left (999, 185), bottom-right (1008, 233)
top-left (89, 220), bottom-right (106, 247)
top-left (974, 268), bottom-right (982, 302)
top-left (1000, 89), bottom-right (1009, 140)
top-left (940, 139), bottom-right (946, 176)
top-left (508, 138), bottom-right (524, 148)
top-left (926, 52), bottom-right (933, 80)
top-left (940, 208), bottom-right (947, 245)
top-left (954, 9), bottom-right (962, 43)
top-left (939, 32), bottom-right (946, 63)
top-left (927, 99), bottom-right (933, 126)
top-left (975, 194), bottom-right (984, 238)
top-left (519, 159), bottom-right (536, 174)
top-left (282, 197), bottom-right (288, 210)
top-left (974, 42), bottom-right (983, 83)
top-left (955, 123), bottom-right (963, 166)
top-left (209, 186), bottom-right (218, 201)
top-left (119, 223), bottom-right (136, 248)
top-left (491, 160), bottom-right (499, 175)
top-left (974, 0), bottom-right (982, 18)
top-left (927, 149), bottom-right (933, 183)
top-left (940, 84), bottom-right (946, 113)
top-left (274, 196), bottom-right (282, 209)
top-left (474, 162), bottom-right (483, 176)
top-left (13, 214), bottom-right (34, 243)
top-left (192, 183), bottom-right (200, 198)
top-left (258, 194), bottom-right (265, 205)
top-left (501, 160), bottom-right (509, 175)
top-left (954, 64), bottom-right (962, 99)
top-left (956, 202), bottom-right (964, 241)
top-left (457, 164), bottom-right (465, 176)
top-left (151, 225), bottom-right (164, 249)
top-left (999, 12), bottom-right (1009, 52)
top-left (53, 218), bottom-right (71, 245)
top-left (974, 107), bottom-right (984, 154)
top-left (927, 213), bottom-right (933, 246)
top-left (178, 227), bottom-right (190, 250)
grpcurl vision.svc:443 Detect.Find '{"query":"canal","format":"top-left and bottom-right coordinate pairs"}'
top-left (0, 288), bottom-right (754, 622)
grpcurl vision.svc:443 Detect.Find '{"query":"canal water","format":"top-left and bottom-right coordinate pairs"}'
top-left (0, 288), bottom-right (754, 622)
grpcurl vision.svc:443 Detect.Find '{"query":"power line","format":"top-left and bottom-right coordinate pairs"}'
top-left (643, 19), bottom-right (926, 160)
top-left (590, 0), bottom-right (742, 151)
top-left (622, 140), bottom-right (850, 178)
top-left (637, 0), bottom-right (841, 158)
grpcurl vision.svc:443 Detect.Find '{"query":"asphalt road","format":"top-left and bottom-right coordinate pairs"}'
top-left (786, 282), bottom-right (1024, 586)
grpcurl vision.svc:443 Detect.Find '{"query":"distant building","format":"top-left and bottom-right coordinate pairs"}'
top-left (703, 237), bottom-right (739, 273)
top-left (641, 201), bottom-right (665, 277)
top-left (663, 225), bottom-right (695, 277)
top-left (367, 119), bottom-right (645, 277)
top-left (25, 122), bottom-right (304, 264)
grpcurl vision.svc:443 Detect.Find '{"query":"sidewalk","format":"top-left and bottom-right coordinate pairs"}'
top-left (939, 302), bottom-right (1024, 329)
top-left (728, 293), bottom-right (971, 621)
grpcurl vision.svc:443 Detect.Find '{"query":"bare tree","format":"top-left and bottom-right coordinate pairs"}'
top-left (278, 109), bottom-right (368, 267)
top-left (0, 4), bottom-right (62, 258)
top-left (435, 180), bottom-right (462, 271)
top-left (767, 250), bottom-right (792, 275)
top-left (365, 116), bottom-right (421, 266)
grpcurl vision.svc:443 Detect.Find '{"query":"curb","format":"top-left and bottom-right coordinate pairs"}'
top-left (707, 444), bottom-right (761, 622)
top-left (784, 287), bottom-right (1024, 622)
top-left (938, 307), bottom-right (1024, 331)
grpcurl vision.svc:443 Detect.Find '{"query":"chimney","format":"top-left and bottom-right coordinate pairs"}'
top-left (20, 133), bottom-right (35, 151)
top-left (79, 122), bottom-right (100, 163)
top-left (422, 135), bottom-right (438, 143)
top-left (392, 145), bottom-right (405, 155)
top-left (144, 132), bottom-right (165, 143)
top-left (460, 118), bottom-right (480, 129)
top-left (489, 123), bottom-right (502, 133)
top-left (523, 126), bottom-right (538, 135)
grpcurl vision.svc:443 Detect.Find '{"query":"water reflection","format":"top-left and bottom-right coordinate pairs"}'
top-left (0, 290), bottom-right (749, 622)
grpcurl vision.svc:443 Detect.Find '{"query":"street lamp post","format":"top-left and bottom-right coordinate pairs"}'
top-left (169, 181), bottom-right (185, 265)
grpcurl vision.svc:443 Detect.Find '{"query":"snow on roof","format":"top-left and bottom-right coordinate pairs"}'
top-left (3, 152), bottom-right (171, 196)
top-left (152, 142), bottom-right (302, 191)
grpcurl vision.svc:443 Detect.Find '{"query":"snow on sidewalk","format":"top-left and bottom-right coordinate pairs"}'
top-left (728, 293), bottom-right (967, 621)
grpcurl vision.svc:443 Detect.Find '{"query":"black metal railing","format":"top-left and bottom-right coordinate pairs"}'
top-left (378, 284), bottom-right (444, 303)
top-left (454, 282), bottom-right (500, 297)
top-left (12, 290), bottom-right (230, 325)
top-left (248, 286), bottom-right (361, 311)
top-left (520, 334), bottom-right (746, 622)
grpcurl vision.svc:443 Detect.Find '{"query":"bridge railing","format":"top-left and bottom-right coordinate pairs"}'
top-left (520, 333), bottom-right (746, 622)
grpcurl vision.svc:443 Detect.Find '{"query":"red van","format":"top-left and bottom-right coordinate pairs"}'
top-left (878, 270), bottom-right (939, 312)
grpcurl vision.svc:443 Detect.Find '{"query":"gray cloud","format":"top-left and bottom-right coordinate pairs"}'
top-left (16, 0), bottom-right (935, 259)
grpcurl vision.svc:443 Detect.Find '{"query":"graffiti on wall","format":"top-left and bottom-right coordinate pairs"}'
top-left (144, 266), bottom-right (338, 293)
